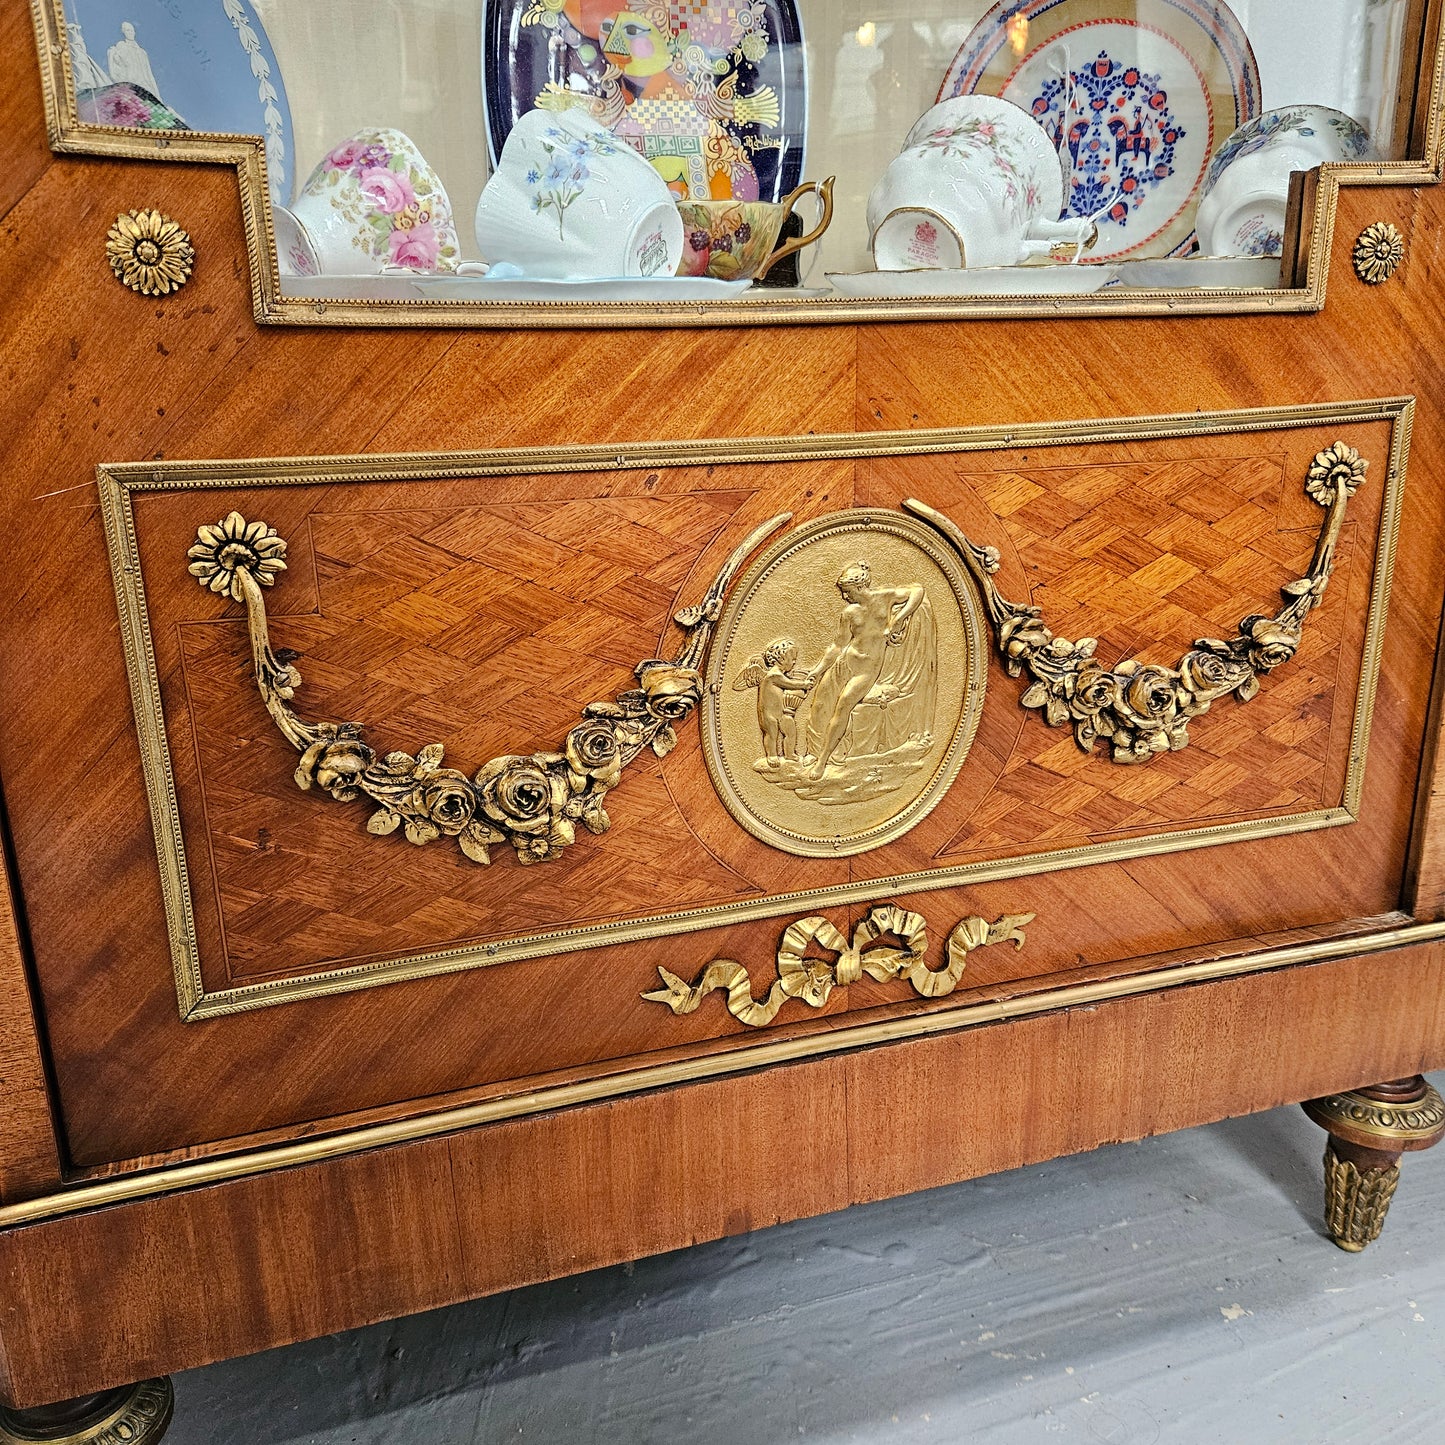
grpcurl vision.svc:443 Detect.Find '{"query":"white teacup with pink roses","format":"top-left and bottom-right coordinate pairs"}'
top-left (276, 128), bottom-right (461, 276)
top-left (867, 97), bottom-right (1089, 271)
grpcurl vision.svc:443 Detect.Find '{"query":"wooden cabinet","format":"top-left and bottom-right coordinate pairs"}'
top-left (2, 1), bottom-right (1444, 1433)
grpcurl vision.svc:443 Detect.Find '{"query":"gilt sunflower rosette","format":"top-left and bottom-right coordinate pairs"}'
top-left (106, 209), bottom-right (195, 296)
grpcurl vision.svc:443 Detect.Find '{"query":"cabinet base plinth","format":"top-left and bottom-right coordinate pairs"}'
top-left (0, 1379), bottom-right (173, 1444)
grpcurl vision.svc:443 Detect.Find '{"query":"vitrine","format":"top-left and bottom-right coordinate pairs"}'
top-left (2, 1), bottom-right (1445, 1438)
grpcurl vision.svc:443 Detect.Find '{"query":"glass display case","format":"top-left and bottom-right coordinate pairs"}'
top-left (29, 0), bottom-right (1445, 321)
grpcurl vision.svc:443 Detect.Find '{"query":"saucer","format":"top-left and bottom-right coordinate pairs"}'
top-left (1109, 257), bottom-right (1285, 289)
top-left (826, 265), bottom-right (1119, 298)
top-left (280, 274), bottom-right (753, 304)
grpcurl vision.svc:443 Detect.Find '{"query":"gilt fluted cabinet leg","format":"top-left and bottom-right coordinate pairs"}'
top-left (1303, 1078), bottom-right (1445, 1251)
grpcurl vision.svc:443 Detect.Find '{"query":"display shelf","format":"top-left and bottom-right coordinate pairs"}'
top-left (30, 0), bottom-right (1445, 324)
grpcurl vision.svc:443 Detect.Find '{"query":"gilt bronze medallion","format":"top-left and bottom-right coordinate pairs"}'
top-left (703, 509), bottom-right (987, 856)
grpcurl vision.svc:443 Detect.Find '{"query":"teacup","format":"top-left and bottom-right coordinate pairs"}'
top-left (675, 179), bottom-right (835, 282)
top-left (1196, 106), bottom-right (1374, 257)
top-left (475, 108), bottom-right (683, 280)
top-left (277, 128), bottom-right (461, 276)
top-left (867, 96), bottom-right (1091, 270)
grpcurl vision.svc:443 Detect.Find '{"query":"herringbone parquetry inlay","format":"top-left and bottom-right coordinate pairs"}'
top-left (172, 454), bottom-right (1367, 986)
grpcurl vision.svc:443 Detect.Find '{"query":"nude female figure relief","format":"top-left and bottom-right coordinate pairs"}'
top-left (732, 560), bottom-right (940, 805)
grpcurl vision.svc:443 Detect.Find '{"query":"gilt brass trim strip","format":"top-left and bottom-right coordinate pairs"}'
top-left (5, 917), bottom-right (1445, 1230)
top-left (101, 398), bottom-right (1413, 488)
top-left (97, 399), bottom-right (1412, 1020)
top-left (27, 0), bottom-right (1445, 327)
top-left (98, 476), bottom-right (206, 1016)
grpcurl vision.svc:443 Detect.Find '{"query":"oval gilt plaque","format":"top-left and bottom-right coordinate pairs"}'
top-left (703, 509), bottom-right (987, 857)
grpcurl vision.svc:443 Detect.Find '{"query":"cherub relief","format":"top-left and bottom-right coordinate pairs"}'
top-left (731, 637), bottom-right (814, 763)
top-left (731, 559), bottom-right (939, 806)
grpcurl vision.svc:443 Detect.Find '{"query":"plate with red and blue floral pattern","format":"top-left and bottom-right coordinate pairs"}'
top-left (939, 0), bottom-right (1260, 261)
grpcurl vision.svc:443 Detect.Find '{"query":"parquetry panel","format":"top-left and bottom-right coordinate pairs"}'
top-left (165, 444), bottom-right (1375, 995)
top-left (936, 455), bottom-right (1353, 857)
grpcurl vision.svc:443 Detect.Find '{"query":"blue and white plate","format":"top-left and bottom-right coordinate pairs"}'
top-left (63, 0), bottom-right (294, 204)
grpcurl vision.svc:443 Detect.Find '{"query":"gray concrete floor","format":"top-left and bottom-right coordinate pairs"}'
top-left (166, 1073), bottom-right (1445, 1444)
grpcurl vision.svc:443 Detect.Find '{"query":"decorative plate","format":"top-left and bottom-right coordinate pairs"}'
top-left (938, 0), bottom-right (1260, 261)
top-left (63, 0), bottom-right (294, 205)
top-left (482, 0), bottom-right (806, 204)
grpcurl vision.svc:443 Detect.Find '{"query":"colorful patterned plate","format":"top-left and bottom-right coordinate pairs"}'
top-left (483, 0), bottom-right (806, 204)
top-left (63, 0), bottom-right (294, 205)
top-left (939, 0), bottom-right (1260, 261)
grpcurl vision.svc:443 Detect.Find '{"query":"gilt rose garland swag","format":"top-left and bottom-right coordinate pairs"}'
top-left (187, 509), bottom-right (790, 866)
top-left (904, 441), bottom-right (1366, 765)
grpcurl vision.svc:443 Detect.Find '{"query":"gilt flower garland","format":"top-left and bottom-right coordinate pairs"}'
top-left (904, 441), bottom-right (1367, 765)
top-left (190, 510), bottom-right (788, 867)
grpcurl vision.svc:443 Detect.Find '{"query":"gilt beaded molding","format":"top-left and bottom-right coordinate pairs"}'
top-left (27, 0), bottom-right (1445, 327)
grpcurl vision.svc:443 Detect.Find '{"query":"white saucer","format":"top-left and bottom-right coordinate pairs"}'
top-left (278, 275), bottom-right (752, 303)
top-left (1109, 257), bottom-right (1284, 289)
top-left (826, 265), bottom-right (1119, 298)
top-left (406, 275), bottom-right (753, 302)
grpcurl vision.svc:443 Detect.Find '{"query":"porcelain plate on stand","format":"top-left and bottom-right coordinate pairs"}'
top-left (482, 0), bottom-right (806, 205)
top-left (939, 0), bottom-right (1259, 262)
